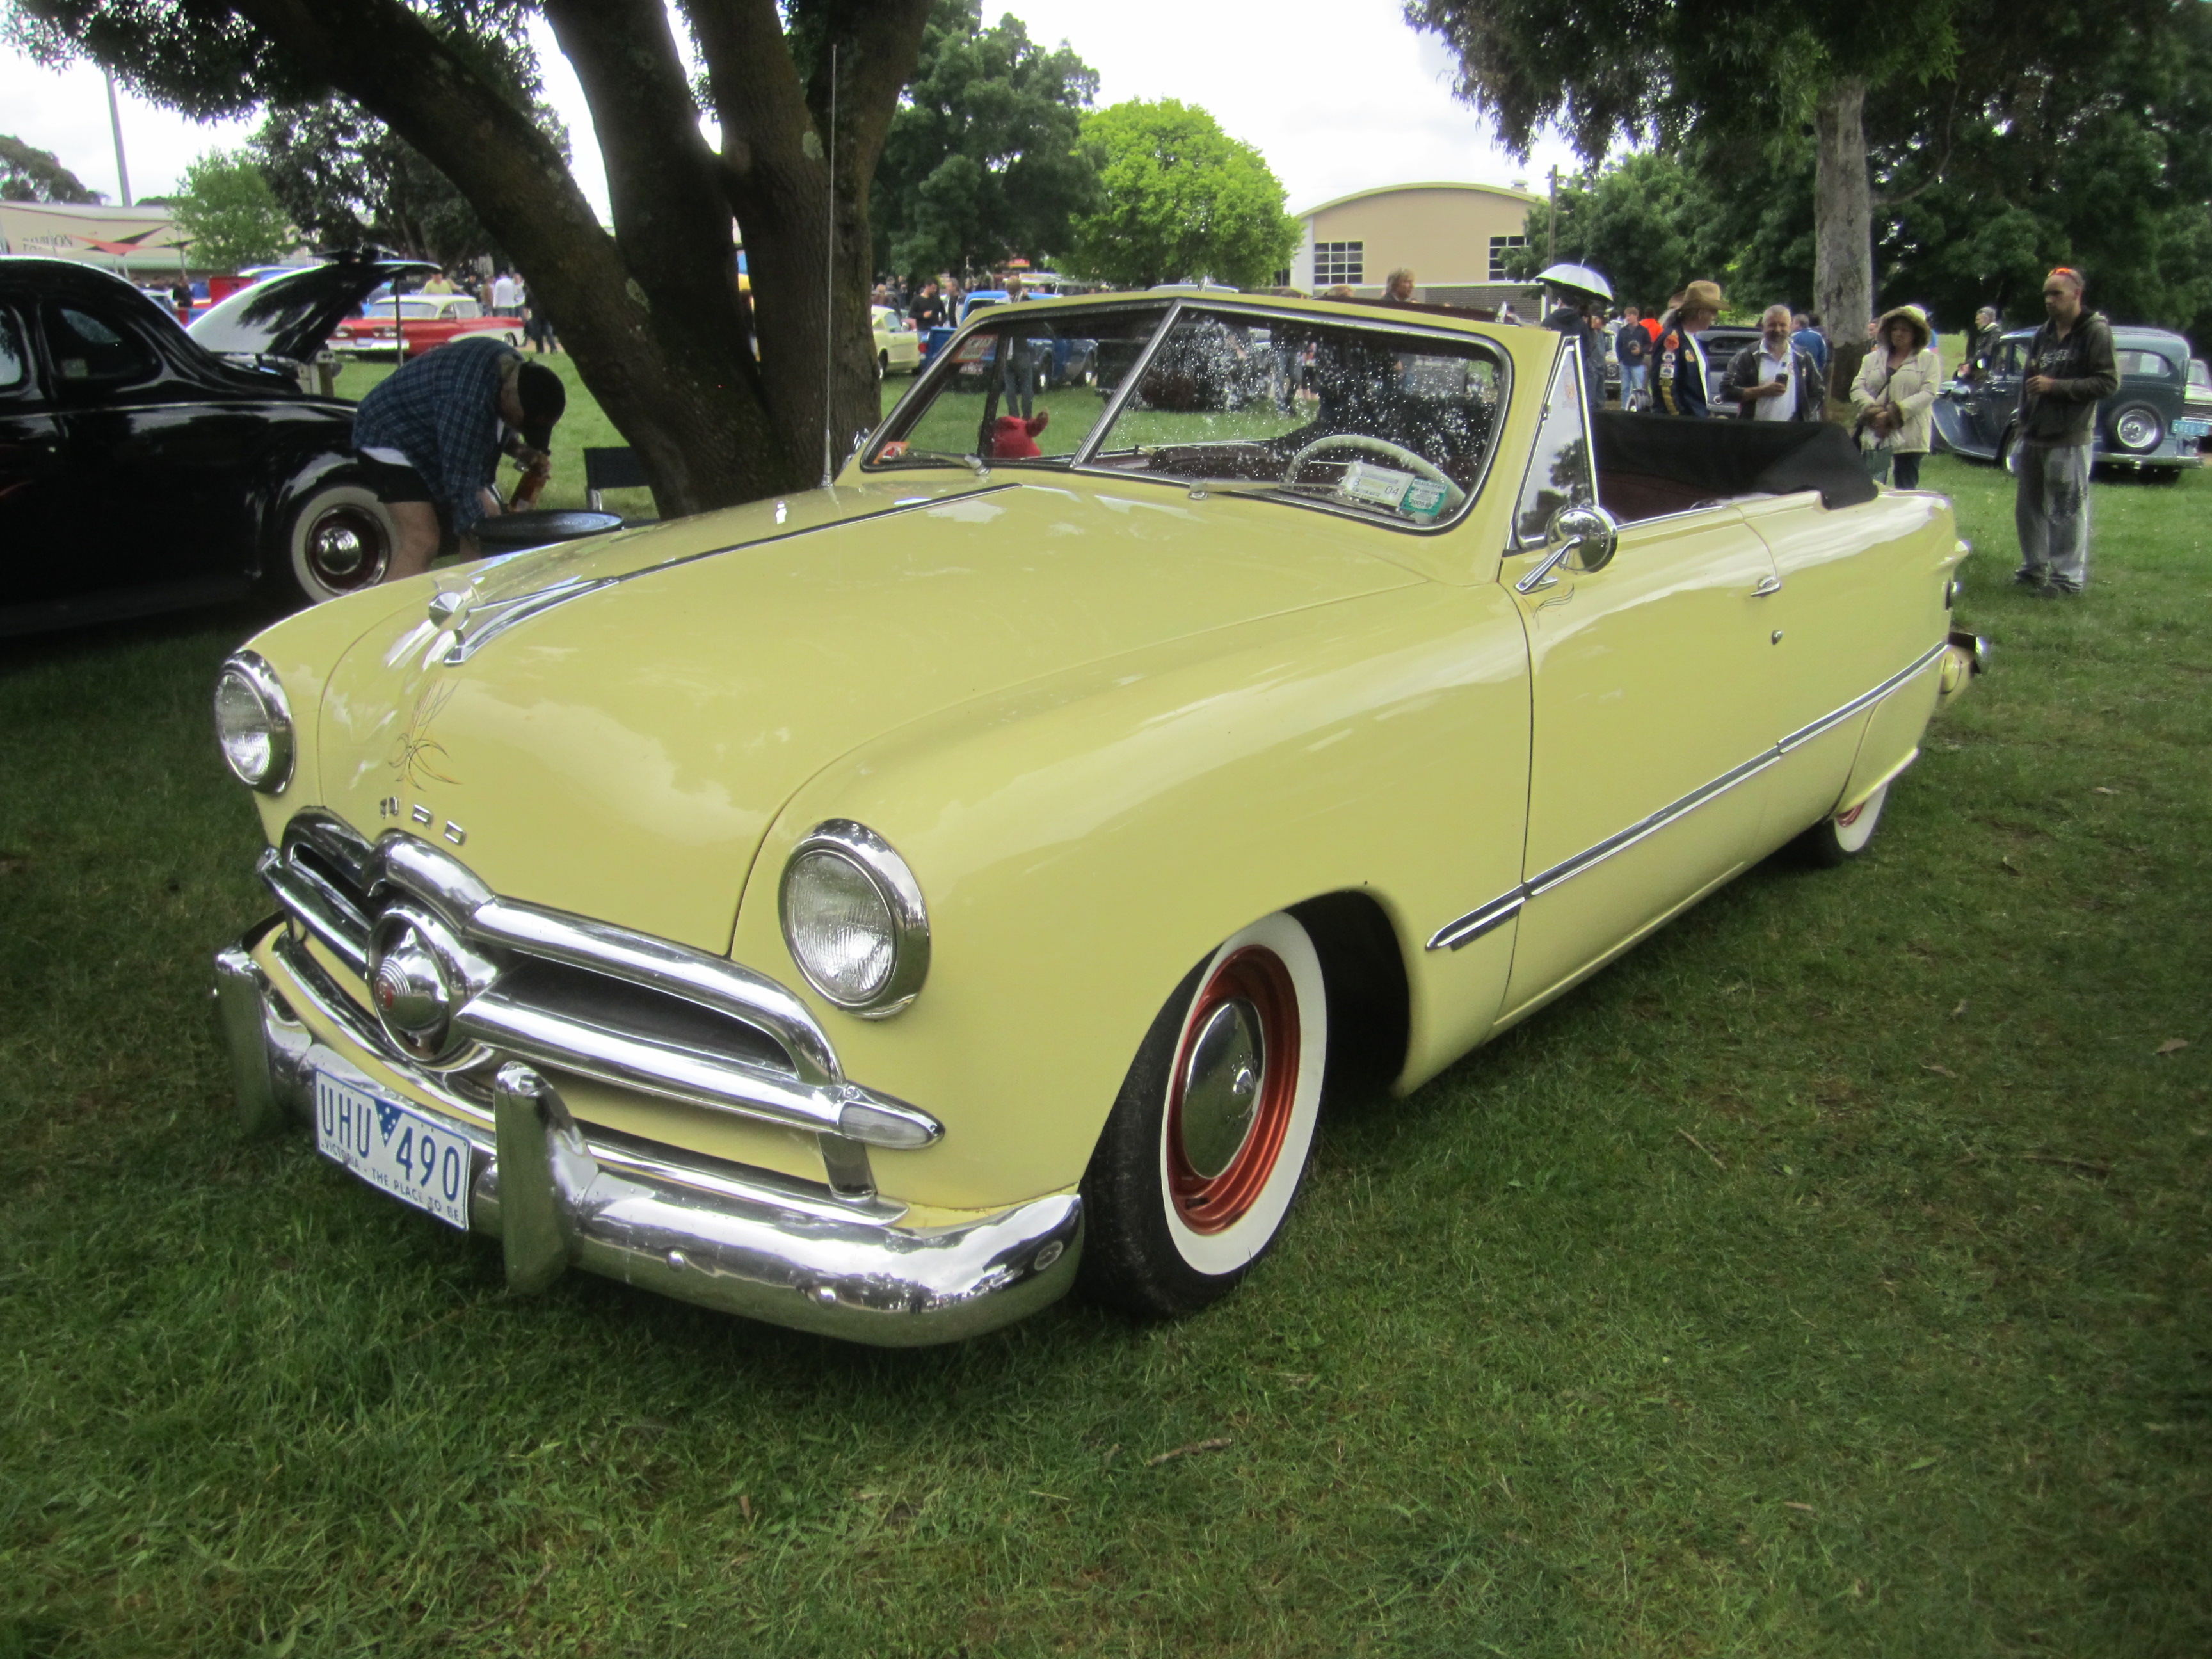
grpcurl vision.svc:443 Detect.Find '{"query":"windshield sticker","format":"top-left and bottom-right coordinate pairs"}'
top-left (1336, 460), bottom-right (1416, 509)
top-left (1399, 478), bottom-right (1449, 519)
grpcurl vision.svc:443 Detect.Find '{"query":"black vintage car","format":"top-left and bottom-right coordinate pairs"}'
top-left (0, 253), bottom-right (431, 636)
top-left (1932, 323), bottom-right (2211, 477)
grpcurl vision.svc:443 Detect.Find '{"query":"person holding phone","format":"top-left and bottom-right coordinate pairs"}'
top-left (1723, 304), bottom-right (1823, 421)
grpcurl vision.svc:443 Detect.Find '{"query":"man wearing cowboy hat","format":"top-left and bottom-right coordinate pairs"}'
top-left (1655, 280), bottom-right (1724, 417)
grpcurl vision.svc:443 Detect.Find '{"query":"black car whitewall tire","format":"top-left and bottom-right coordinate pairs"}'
top-left (1079, 911), bottom-right (1328, 1317)
top-left (1795, 781), bottom-right (1890, 868)
top-left (280, 481), bottom-right (398, 606)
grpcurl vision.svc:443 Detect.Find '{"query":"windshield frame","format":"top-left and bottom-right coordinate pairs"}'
top-left (1071, 298), bottom-right (1514, 536)
top-left (865, 296), bottom-right (1516, 537)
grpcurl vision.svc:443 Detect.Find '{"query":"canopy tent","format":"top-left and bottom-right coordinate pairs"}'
top-left (0, 202), bottom-right (196, 276)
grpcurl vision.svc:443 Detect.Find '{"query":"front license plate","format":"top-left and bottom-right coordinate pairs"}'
top-left (2174, 417), bottom-right (2209, 438)
top-left (314, 1073), bottom-right (473, 1230)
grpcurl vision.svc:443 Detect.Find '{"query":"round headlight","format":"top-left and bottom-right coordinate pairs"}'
top-left (212, 652), bottom-right (294, 792)
top-left (779, 821), bottom-right (930, 1016)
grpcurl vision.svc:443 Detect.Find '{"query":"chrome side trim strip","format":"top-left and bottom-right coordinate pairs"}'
top-left (1425, 889), bottom-right (1526, 953)
top-left (1776, 639), bottom-right (1947, 753)
top-left (1526, 744), bottom-right (1783, 898)
top-left (1426, 640), bottom-right (1948, 951)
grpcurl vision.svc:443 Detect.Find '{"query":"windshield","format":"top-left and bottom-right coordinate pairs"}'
top-left (868, 303), bottom-right (1505, 529)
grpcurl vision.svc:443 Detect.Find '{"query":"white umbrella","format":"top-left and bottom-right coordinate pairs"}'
top-left (1538, 262), bottom-right (1614, 302)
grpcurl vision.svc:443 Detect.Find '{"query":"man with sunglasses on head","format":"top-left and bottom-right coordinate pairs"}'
top-left (2014, 266), bottom-right (2117, 597)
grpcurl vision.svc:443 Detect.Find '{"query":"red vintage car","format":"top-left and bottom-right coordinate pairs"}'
top-left (330, 293), bottom-right (524, 360)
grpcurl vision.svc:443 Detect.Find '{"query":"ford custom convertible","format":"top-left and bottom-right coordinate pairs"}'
top-left (211, 293), bottom-right (1984, 1343)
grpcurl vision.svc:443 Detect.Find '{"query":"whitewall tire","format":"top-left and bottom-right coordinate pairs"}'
top-left (1080, 911), bottom-right (1329, 1316)
top-left (1796, 781), bottom-right (1890, 867)
top-left (278, 481), bottom-right (397, 607)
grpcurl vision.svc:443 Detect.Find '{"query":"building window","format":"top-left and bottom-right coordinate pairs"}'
top-left (1270, 268), bottom-right (1291, 289)
top-left (1313, 241), bottom-right (1363, 287)
top-left (1489, 236), bottom-right (1528, 282)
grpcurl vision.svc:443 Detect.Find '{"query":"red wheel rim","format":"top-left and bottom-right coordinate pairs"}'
top-left (1164, 946), bottom-right (1301, 1233)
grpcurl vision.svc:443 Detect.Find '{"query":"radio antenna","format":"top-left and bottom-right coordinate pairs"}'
top-left (819, 43), bottom-right (838, 489)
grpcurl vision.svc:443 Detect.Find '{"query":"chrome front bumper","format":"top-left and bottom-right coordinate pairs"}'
top-left (212, 920), bottom-right (1083, 1345)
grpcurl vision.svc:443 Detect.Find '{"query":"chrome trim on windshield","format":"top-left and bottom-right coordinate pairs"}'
top-left (1426, 639), bottom-right (1949, 951)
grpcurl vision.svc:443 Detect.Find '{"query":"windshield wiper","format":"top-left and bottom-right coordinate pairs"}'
top-left (878, 448), bottom-right (990, 477)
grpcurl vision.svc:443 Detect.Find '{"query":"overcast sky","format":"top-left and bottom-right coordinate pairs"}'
top-left (2, 0), bottom-right (1585, 224)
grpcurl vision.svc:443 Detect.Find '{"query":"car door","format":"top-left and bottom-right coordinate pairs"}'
top-left (1499, 351), bottom-right (1785, 1021)
top-left (0, 301), bottom-right (69, 621)
top-left (38, 294), bottom-right (256, 605)
top-left (1978, 338), bottom-right (2024, 452)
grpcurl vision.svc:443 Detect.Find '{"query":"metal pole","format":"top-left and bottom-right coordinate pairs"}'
top-left (1546, 165), bottom-right (1558, 267)
top-left (819, 45), bottom-right (838, 490)
top-left (104, 69), bottom-right (132, 207)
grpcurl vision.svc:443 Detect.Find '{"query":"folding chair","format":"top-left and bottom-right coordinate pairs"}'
top-left (583, 446), bottom-right (653, 515)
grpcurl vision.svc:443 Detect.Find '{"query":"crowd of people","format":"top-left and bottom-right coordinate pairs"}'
top-left (1532, 267), bottom-right (2115, 594)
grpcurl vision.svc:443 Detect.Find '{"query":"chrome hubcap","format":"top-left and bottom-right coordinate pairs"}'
top-left (1178, 998), bottom-right (1265, 1179)
top-left (307, 507), bottom-right (389, 588)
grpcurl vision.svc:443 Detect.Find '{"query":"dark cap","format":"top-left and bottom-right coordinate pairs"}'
top-left (515, 360), bottom-right (566, 452)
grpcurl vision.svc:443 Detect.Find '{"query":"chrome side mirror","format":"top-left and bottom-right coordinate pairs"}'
top-left (1515, 502), bottom-right (1621, 593)
top-left (1554, 503), bottom-right (1619, 573)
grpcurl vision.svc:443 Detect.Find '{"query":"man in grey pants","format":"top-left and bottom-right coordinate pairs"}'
top-left (2014, 266), bottom-right (2119, 597)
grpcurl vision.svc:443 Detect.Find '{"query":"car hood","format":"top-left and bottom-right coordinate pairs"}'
top-left (189, 256), bottom-right (437, 362)
top-left (309, 476), bottom-right (1426, 952)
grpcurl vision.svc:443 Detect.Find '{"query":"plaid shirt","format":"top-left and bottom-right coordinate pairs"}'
top-left (351, 337), bottom-right (519, 533)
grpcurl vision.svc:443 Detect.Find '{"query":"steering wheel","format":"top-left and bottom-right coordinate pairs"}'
top-left (1281, 434), bottom-right (1466, 513)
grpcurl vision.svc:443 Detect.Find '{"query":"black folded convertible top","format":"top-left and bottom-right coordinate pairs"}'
top-left (1592, 412), bottom-right (1879, 510)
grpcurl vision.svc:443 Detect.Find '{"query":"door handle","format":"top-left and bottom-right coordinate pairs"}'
top-left (1752, 575), bottom-right (1783, 598)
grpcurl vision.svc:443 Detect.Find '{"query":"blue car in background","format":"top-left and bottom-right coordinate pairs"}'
top-left (1933, 323), bottom-right (2211, 477)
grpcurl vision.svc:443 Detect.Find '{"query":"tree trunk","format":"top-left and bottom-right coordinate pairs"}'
top-left (1813, 76), bottom-right (1873, 360)
top-left (227, 0), bottom-right (927, 515)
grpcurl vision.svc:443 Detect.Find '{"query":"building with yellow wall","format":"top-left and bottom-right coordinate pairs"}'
top-left (1287, 181), bottom-right (1546, 311)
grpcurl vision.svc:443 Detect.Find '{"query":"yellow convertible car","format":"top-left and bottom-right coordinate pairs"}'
top-left (212, 293), bottom-right (1984, 1343)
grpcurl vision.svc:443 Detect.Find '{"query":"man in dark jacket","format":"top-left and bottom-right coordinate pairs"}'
top-left (2014, 267), bottom-right (2119, 596)
top-left (1722, 305), bottom-right (1825, 421)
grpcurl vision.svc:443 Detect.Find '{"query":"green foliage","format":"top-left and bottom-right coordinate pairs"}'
top-left (170, 148), bottom-right (291, 271)
top-left (251, 81), bottom-right (563, 269)
top-left (1869, 3), bottom-right (2212, 342)
top-left (1507, 153), bottom-right (1733, 310)
top-left (873, 0), bottom-right (1099, 281)
top-left (1070, 99), bottom-right (1299, 290)
top-left (0, 133), bottom-right (102, 203)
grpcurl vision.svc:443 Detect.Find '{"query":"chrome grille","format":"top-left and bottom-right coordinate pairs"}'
top-left (259, 811), bottom-right (941, 1157)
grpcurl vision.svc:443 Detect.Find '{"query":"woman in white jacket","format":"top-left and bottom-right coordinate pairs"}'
top-left (1852, 305), bottom-right (1941, 488)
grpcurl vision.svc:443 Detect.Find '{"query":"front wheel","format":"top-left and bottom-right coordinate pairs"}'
top-left (276, 480), bottom-right (397, 607)
top-left (1793, 781), bottom-right (1889, 868)
top-left (1079, 911), bottom-right (1329, 1318)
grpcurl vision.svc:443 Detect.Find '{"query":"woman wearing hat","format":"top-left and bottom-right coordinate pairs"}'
top-left (1655, 279), bottom-right (1724, 417)
top-left (1850, 305), bottom-right (1941, 488)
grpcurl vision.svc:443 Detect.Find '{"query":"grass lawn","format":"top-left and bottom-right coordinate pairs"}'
top-left (3, 435), bottom-right (2209, 1653)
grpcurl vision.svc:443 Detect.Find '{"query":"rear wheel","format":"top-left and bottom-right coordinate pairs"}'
top-left (2111, 403), bottom-right (2165, 454)
top-left (1998, 426), bottom-right (2019, 474)
top-left (277, 480), bottom-right (397, 607)
top-left (1795, 781), bottom-right (1890, 868)
top-left (1080, 911), bottom-right (1328, 1317)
